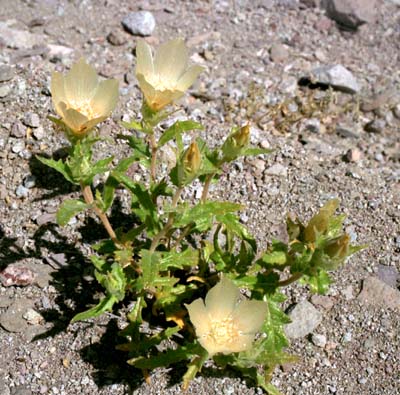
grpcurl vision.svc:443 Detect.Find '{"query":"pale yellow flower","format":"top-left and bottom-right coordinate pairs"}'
top-left (186, 278), bottom-right (267, 356)
top-left (135, 38), bottom-right (204, 111)
top-left (51, 58), bottom-right (119, 135)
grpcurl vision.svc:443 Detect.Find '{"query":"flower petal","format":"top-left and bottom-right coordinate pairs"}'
top-left (205, 277), bottom-right (239, 320)
top-left (90, 79), bottom-right (119, 117)
top-left (136, 39), bottom-right (154, 77)
top-left (64, 58), bottom-right (99, 103)
top-left (154, 39), bottom-right (188, 83)
top-left (51, 72), bottom-right (67, 116)
top-left (185, 299), bottom-right (210, 338)
top-left (176, 65), bottom-right (204, 92)
top-left (223, 333), bottom-right (254, 354)
top-left (80, 115), bottom-right (108, 134)
top-left (232, 300), bottom-right (267, 334)
top-left (62, 108), bottom-right (88, 132)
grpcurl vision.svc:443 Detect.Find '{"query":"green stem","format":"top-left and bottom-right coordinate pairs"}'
top-left (201, 172), bottom-right (216, 203)
top-left (80, 182), bottom-right (119, 245)
top-left (277, 272), bottom-right (302, 287)
top-left (149, 133), bottom-right (157, 183)
top-left (150, 186), bottom-right (184, 252)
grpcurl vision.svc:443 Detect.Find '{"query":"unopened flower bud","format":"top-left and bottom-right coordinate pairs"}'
top-left (232, 124), bottom-right (250, 148)
top-left (325, 234), bottom-right (350, 259)
top-left (183, 141), bottom-right (201, 175)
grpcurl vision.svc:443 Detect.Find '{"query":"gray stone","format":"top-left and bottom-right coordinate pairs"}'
top-left (32, 125), bottom-right (45, 140)
top-left (22, 308), bottom-right (44, 325)
top-left (265, 163), bottom-right (288, 177)
top-left (0, 84), bottom-right (11, 98)
top-left (309, 64), bottom-right (360, 94)
top-left (284, 300), bottom-right (323, 339)
top-left (336, 123), bottom-right (361, 138)
top-left (364, 119), bottom-right (385, 133)
top-left (0, 65), bottom-right (14, 82)
top-left (303, 118), bottom-right (321, 133)
top-left (0, 295), bottom-right (13, 308)
top-left (311, 294), bottom-right (334, 310)
top-left (377, 265), bottom-right (399, 288)
top-left (15, 185), bottom-right (29, 198)
top-left (270, 43), bottom-right (289, 63)
top-left (11, 121), bottom-right (26, 138)
top-left (358, 276), bottom-right (400, 310)
top-left (122, 11), bottom-right (156, 36)
top-left (323, 0), bottom-right (377, 29)
top-left (23, 112), bottom-right (40, 128)
top-left (0, 298), bottom-right (34, 333)
top-left (23, 175), bottom-right (36, 189)
top-left (311, 333), bottom-right (327, 347)
top-left (393, 104), bottom-right (400, 119)
top-left (0, 21), bottom-right (43, 49)
top-left (35, 212), bottom-right (56, 226)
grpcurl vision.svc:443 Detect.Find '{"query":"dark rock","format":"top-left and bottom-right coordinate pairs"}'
top-left (107, 30), bottom-right (127, 46)
top-left (323, 0), bottom-right (377, 30)
top-left (364, 119), bottom-right (385, 133)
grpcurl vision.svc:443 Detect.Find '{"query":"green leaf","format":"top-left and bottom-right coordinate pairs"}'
top-left (173, 201), bottom-right (242, 232)
top-left (56, 199), bottom-right (88, 226)
top-left (71, 295), bottom-right (117, 323)
top-left (112, 173), bottom-right (160, 234)
top-left (241, 147), bottom-right (273, 157)
top-left (260, 292), bottom-right (291, 355)
top-left (117, 134), bottom-right (151, 167)
top-left (36, 155), bottom-right (76, 184)
top-left (121, 120), bottom-right (143, 131)
top-left (159, 248), bottom-right (199, 270)
top-left (159, 120), bottom-right (203, 148)
top-left (139, 250), bottom-right (160, 290)
top-left (301, 269), bottom-right (332, 294)
top-left (261, 241), bottom-right (288, 270)
top-left (216, 213), bottom-right (257, 252)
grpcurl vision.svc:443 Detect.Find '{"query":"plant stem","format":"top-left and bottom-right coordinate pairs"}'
top-left (201, 172), bottom-right (216, 203)
top-left (80, 182), bottom-right (119, 245)
top-left (149, 133), bottom-right (157, 182)
top-left (150, 186), bottom-right (183, 252)
top-left (277, 272), bottom-right (302, 287)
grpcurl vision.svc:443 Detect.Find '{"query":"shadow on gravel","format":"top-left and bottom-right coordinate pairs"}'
top-left (28, 149), bottom-right (78, 200)
top-left (79, 319), bottom-right (143, 394)
top-left (0, 226), bottom-right (30, 269)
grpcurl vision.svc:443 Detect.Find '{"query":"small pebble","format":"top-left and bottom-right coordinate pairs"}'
top-left (23, 175), bottom-right (36, 189)
top-left (345, 148), bottom-right (361, 162)
top-left (107, 30), bottom-right (127, 46)
top-left (23, 112), bottom-right (40, 128)
top-left (11, 121), bottom-right (26, 138)
top-left (122, 11), bottom-right (156, 36)
top-left (270, 43), bottom-right (289, 63)
top-left (15, 185), bottom-right (29, 198)
top-left (32, 125), bottom-right (45, 140)
top-left (311, 333), bottom-right (327, 348)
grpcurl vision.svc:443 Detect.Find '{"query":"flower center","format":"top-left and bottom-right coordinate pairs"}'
top-left (204, 315), bottom-right (241, 346)
top-left (147, 74), bottom-right (177, 91)
top-left (68, 99), bottom-right (98, 120)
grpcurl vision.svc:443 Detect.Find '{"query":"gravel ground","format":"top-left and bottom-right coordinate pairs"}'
top-left (0, 1), bottom-right (399, 394)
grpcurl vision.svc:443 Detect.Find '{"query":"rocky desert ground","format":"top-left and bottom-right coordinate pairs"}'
top-left (0, 0), bottom-right (399, 394)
